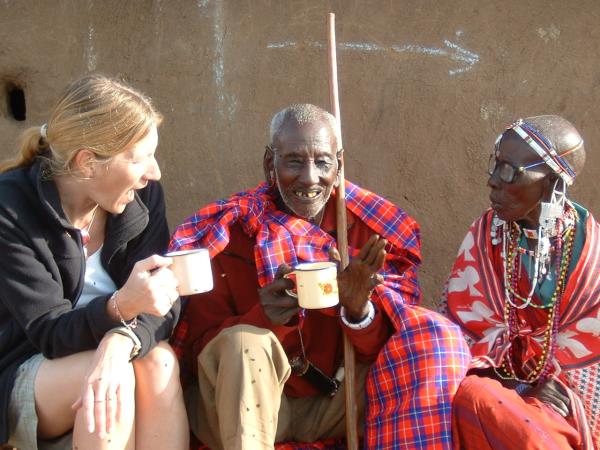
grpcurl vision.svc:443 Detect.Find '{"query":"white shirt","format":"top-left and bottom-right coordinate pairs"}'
top-left (76, 246), bottom-right (117, 309)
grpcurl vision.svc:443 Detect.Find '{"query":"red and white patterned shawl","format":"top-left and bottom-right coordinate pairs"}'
top-left (441, 208), bottom-right (600, 449)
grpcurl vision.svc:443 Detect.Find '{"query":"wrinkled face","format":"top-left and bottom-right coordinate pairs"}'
top-left (90, 124), bottom-right (161, 214)
top-left (488, 130), bottom-right (553, 228)
top-left (267, 120), bottom-right (339, 222)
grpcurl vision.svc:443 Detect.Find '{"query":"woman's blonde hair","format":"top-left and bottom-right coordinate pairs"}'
top-left (0, 74), bottom-right (163, 175)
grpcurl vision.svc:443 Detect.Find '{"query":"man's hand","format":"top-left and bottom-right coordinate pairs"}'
top-left (258, 264), bottom-right (299, 326)
top-left (528, 379), bottom-right (571, 417)
top-left (332, 234), bottom-right (387, 322)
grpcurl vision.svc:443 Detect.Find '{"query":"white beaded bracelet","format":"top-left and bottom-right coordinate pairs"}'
top-left (340, 301), bottom-right (376, 330)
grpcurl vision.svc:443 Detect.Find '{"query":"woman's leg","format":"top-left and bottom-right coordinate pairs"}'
top-left (35, 350), bottom-right (135, 449)
top-left (132, 341), bottom-right (189, 450)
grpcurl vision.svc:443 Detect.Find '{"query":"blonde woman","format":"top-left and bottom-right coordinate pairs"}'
top-left (0, 75), bottom-right (188, 449)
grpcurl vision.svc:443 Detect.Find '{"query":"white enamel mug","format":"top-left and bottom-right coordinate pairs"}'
top-left (165, 248), bottom-right (213, 296)
top-left (284, 261), bottom-right (339, 309)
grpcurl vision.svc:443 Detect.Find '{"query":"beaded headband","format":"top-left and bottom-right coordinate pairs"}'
top-left (497, 119), bottom-right (582, 186)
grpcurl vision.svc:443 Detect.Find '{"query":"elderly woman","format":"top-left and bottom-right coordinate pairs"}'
top-left (0, 75), bottom-right (188, 449)
top-left (441, 115), bottom-right (600, 449)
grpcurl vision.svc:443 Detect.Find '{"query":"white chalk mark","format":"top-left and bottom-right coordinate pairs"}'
top-left (339, 42), bottom-right (385, 52)
top-left (267, 41), bottom-right (297, 49)
top-left (537, 24), bottom-right (560, 43)
top-left (84, 25), bottom-right (97, 72)
top-left (204, 0), bottom-right (238, 121)
top-left (443, 40), bottom-right (479, 75)
top-left (392, 44), bottom-right (447, 56)
top-left (267, 34), bottom-right (480, 76)
top-left (480, 101), bottom-right (506, 122)
top-left (197, 0), bottom-right (209, 7)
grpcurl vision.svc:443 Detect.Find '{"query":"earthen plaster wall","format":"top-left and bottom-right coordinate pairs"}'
top-left (2, 1), bottom-right (599, 307)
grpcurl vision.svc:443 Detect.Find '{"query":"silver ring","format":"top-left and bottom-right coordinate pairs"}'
top-left (138, 271), bottom-right (150, 281)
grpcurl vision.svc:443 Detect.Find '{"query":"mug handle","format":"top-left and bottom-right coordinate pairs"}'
top-left (283, 272), bottom-right (298, 298)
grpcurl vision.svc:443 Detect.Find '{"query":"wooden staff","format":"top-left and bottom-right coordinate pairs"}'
top-left (327, 12), bottom-right (359, 450)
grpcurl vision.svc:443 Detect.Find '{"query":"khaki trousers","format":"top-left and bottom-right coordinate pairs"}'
top-left (186, 324), bottom-right (368, 450)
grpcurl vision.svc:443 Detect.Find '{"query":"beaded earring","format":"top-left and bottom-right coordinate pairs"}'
top-left (537, 179), bottom-right (567, 277)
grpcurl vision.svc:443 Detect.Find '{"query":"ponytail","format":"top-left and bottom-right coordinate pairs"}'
top-left (1, 74), bottom-right (161, 177)
top-left (0, 126), bottom-right (49, 173)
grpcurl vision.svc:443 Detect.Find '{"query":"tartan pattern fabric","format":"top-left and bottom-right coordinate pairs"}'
top-left (365, 301), bottom-right (470, 449)
top-left (171, 181), bottom-right (469, 448)
top-left (440, 207), bottom-right (600, 449)
top-left (170, 181), bottom-right (420, 291)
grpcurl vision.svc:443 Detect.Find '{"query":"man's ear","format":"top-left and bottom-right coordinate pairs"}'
top-left (72, 148), bottom-right (97, 178)
top-left (263, 145), bottom-right (275, 184)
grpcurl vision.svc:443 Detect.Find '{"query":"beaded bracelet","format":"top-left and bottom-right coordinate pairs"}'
top-left (340, 301), bottom-right (376, 330)
top-left (111, 290), bottom-right (138, 330)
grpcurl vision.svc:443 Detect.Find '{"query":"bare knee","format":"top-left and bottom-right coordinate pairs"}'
top-left (133, 341), bottom-right (181, 394)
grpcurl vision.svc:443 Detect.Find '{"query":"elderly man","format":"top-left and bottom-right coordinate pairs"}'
top-left (170, 104), bottom-right (469, 449)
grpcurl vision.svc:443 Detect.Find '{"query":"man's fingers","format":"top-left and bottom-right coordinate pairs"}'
top-left (273, 306), bottom-right (300, 325)
top-left (357, 234), bottom-right (379, 260)
top-left (274, 263), bottom-right (293, 279)
top-left (370, 245), bottom-right (387, 271)
top-left (264, 277), bottom-right (295, 294)
top-left (371, 274), bottom-right (384, 289)
top-left (365, 238), bottom-right (387, 267)
top-left (263, 293), bottom-right (298, 308)
top-left (328, 246), bottom-right (341, 264)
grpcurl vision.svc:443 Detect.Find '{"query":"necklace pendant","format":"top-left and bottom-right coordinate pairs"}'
top-left (81, 229), bottom-right (90, 247)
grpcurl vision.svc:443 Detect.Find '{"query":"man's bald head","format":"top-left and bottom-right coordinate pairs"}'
top-left (522, 115), bottom-right (586, 179)
top-left (269, 104), bottom-right (340, 150)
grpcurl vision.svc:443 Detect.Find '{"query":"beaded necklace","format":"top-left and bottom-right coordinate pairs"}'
top-left (495, 208), bottom-right (576, 383)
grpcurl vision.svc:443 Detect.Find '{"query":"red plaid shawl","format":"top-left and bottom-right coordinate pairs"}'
top-left (441, 207), bottom-right (600, 448)
top-left (171, 181), bottom-right (470, 449)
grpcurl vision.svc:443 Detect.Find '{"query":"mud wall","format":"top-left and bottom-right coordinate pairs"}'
top-left (2, 0), bottom-right (599, 306)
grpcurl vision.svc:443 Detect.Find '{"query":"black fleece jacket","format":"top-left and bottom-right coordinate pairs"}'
top-left (0, 157), bottom-right (180, 443)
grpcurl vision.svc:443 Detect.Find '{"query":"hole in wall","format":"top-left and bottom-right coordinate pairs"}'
top-left (6, 83), bottom-right (26, 121)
